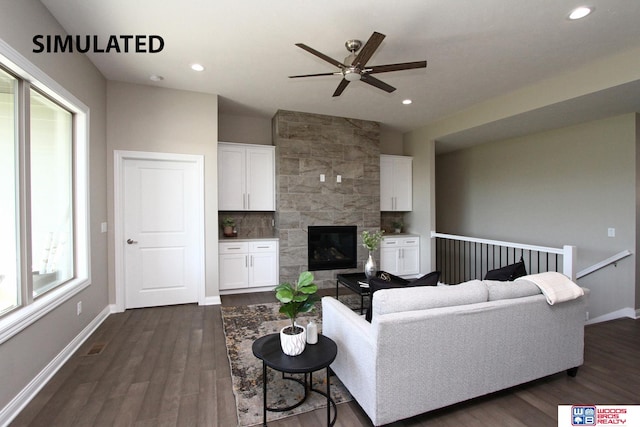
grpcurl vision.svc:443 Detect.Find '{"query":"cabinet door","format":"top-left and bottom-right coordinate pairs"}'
top-left (219, 253), bottom-right (249, 290)
top-left (393, 157), bottom-right (413, 211)
top-left (218, 144), bottom-right (246, 210)
top-left (380, 155), bottom-right (412, 211)
top-left (246, 147), bottom-right (275, 211)
top-left (379, 156), bottom-right (394, 211)
top-left (399, 246), bottom-right (420, 276)
top-left (380, 247), bottom-right (400, 275)
top-left (249, 251), bottom-right (278, 287)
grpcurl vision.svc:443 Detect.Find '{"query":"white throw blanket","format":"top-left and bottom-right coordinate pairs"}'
top-left (515, 272), bottom-right (584, 305)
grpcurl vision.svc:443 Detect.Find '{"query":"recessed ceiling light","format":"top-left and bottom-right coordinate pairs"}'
top-left (568, 6), bottom-right (593, 20)
top-left (191, 63), bottom-right (205, 72)
top-left (149, 74), bottom-right (164, 81)
top-left (402, 99), bottom-right (413, 105)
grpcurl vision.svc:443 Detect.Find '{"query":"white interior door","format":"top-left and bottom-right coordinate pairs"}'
top-left (117, 152), bottom-right (204, 309)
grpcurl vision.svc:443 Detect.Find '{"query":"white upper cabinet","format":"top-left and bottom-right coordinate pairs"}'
top-left (380, 154), bottom-right (412, 211)
top-left (218, 142), bottom-right (275, 211)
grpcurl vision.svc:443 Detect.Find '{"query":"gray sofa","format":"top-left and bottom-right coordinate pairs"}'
top-left (322, 277), bottom-right (588, 426)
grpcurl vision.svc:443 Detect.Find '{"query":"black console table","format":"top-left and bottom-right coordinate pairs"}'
top-left (252, 333), bottom-right (337, 426)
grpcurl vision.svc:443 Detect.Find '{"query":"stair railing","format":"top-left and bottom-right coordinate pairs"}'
top-left (431, 231), bottom-right (577, 284)
top-left (576, 250), bottom-right (632, 279)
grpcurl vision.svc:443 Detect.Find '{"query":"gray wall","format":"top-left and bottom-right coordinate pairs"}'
top-left (0, 0), bottom-right (108, 412)
top-left (219, 113), bottom-right (404, 154)
top-left (403, 136), bottom-right (436, 273)
top-left (106, 82), bottom-right (219, 302)
top-left (435, 114), bottom-right (637, 320)
top-left (218, 113), bottom-right (271, 145)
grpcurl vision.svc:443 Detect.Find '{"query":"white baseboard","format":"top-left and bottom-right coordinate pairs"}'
top-left (0, 305), bottom-right (111, 427)
top-left (219, 286), bottom-right (274, 295)
top-left (202, 296), bottom-right (222, 305)
top-left (586, 307), bottom-right (638, 325)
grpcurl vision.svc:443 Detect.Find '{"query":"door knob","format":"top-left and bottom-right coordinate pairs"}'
top-left (127, 239), bottom-right (138, 245)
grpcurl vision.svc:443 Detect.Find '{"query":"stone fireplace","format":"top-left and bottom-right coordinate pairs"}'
top-left (273, 110), bottom-right (381, 289)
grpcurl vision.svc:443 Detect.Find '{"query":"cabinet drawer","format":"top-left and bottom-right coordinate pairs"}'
top-left (219, 242), bottom-right (249, 253)
top-left (381, 238), bottom-right (400, 247)
top-left (249, 241), bottom-right (277, 253)
top-left (401, 238), bottom-right (419, 246)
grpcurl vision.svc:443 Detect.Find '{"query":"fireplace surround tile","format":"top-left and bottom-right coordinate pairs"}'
top-left (273, 110), bottom-right (381, 289)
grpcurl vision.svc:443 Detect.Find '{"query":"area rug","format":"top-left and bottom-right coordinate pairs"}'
top-left (221, 295), bottom-right (360, 426)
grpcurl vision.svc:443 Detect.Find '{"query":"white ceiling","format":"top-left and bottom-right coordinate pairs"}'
top-left (40, 0), bottom-right (640, 148)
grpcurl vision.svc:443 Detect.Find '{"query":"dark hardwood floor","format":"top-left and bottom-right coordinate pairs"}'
top-left (10, 289), bottom-right (640, 426)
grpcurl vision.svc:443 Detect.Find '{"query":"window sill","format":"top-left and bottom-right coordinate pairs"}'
top-left (0, 278), bottom-right (90, 345)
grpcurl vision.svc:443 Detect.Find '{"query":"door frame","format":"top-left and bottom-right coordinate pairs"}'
top-left (114, 150), bottom-right (205, 312)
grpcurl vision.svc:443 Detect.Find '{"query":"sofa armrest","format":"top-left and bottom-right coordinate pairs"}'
top-left (322, 296), bottom-right (372, 336)
top-left (321, 297), bottom-right (377, 416)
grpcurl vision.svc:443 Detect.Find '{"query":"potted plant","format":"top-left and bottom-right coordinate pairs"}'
top-left (222, 217), bottom-right (235, 237)
top-left (392, 220), bottom-right (403, 234)
top-left (274, 271), bottom-right (319, 356)
top-left (362, 229), bottom-right (384, 279)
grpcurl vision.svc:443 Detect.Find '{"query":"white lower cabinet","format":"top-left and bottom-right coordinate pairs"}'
top-left (219, 240), bottom-right (279, 291)
top-left (380, 236), bottom-right (420, 278)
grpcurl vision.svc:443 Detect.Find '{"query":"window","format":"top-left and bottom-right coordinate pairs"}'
top-left (30, 90), bottom-right (74, 297)
top-left (0, 68), bottom-right (18, 315)
top-left (0, 40), bottom-right (90, 342)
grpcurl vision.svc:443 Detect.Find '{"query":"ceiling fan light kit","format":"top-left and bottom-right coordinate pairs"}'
top-left (344, 69), bottom-right (361, 81)
top-left (289, 31), bottom-right (427, 97)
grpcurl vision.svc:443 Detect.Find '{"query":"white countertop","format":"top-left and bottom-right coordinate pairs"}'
top-left (219, 236), bottom-right (279, 242)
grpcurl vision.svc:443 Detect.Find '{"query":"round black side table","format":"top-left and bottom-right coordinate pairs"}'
top-left (252, 333), bottom-right (337, 426)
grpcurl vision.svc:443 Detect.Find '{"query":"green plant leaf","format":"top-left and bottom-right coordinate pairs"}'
top-left (297, 271), bottom-right (314, 288)
top-left (274, 283), bottom-right (292, 292)
top-left (275, 288), bottom-right (293, 303)
top-left (292, 294), bottom-right (307, 302)
top-left (298, 283), bottom-right (318, 294)
top-left (279, 305), bottom-right (296, 319)
top-left (298, 295), bottom-right (320, 313)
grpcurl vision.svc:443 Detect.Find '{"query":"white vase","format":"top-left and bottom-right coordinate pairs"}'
top-left (365, 251), bottom-right (376, 279)
top-left (280, 325), bottom-right (306, 356)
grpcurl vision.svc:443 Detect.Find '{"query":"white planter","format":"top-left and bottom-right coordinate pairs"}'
top-left (280, 325), bottom-right (307, 356)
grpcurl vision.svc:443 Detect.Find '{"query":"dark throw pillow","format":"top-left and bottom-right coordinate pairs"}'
top-left (484, 256), bottom-right (527, 281)
top-left (365, 277), bottom-right (407, 322)
top-left (408, 270), bottom-right (441, 287)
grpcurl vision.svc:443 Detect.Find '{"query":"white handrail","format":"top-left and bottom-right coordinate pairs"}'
top-left (576, 250), bottom-right (632, 279)
top-left (431, 231), bottom-right (565, 254)
top-left (431, 231), bottom-right (577, 281)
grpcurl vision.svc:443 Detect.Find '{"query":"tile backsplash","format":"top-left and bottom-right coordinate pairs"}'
top-left (218, 211), bottom-right (275, 239)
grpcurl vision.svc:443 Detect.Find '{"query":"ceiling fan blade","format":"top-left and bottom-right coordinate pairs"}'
top-left (368, 60), bottom-right (427, 74)
top-left (295, 43), bottom-right (345, 69)
top-left (289, 72), bottom-right (339, 78)
top-left (360, 74), bottom-right (396, 93)
top-left (352, 31), bottom-right (385, 67)
top-left (332, 79), bottom-right (350, 97)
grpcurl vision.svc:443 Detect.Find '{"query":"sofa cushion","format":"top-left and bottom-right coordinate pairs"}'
top-left (485, 279), bottom-right (541, 301)
top-left (484, 257), bottom-right (528, 281)
top-left (365, 272), bottom-right (440, 321)
top-left (372, 279), bottom-right (488, 318)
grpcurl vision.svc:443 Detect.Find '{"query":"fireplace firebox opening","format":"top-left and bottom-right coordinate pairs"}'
top-left (307, 225), bottom-right (357, 271)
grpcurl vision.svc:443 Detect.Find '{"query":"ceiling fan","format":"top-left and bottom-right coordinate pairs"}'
top-left (289, 31), bottom-right (427, 97)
